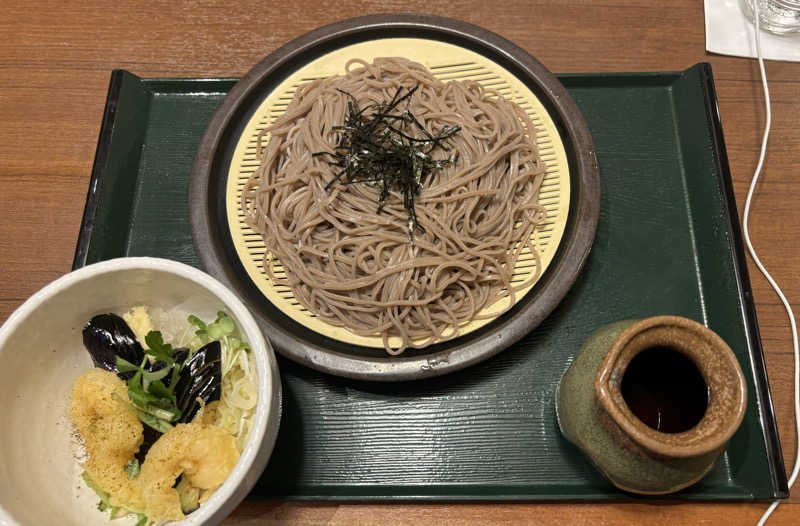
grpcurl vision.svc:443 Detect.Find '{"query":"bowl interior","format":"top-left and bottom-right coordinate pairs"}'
top-left (0, 261), bottom-right (276, 526)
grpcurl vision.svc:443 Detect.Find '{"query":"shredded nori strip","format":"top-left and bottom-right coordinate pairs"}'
top-left (314, 86), bottom-right (460, 242)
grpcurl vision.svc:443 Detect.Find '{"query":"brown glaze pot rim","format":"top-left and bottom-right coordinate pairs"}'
top-left (594, 316), bottom-right (747, 458)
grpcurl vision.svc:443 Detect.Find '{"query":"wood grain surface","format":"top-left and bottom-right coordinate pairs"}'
top-left (1, 1), bottom-right (798, 524)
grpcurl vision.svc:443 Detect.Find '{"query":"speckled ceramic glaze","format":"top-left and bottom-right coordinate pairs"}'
top-left (0, 258), bottom-right (282, 526)
top-left (556, 316), bottom-right (747, 494)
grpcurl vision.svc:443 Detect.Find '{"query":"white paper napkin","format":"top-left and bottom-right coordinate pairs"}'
top-left (705, 0), bottom-right (800, 62)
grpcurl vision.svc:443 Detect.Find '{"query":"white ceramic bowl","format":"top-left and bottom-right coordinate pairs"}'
top-left (0, 257), bottom-right (281, 526)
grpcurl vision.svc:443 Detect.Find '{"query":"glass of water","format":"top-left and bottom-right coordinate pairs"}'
top-left (740, 0), bottom-right (800, 34)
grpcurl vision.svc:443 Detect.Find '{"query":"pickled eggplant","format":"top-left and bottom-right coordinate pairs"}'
top-left (175, 341), bottom-right (222, 423)
top-left (83, 314), bottom-right (144, 379)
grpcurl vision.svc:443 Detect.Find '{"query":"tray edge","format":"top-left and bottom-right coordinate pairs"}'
top-left (72, 67), bottom-right (782, 502)
top-left (72, 70), bottom-right (126, 270)
top-left (696, 62), bottom-right (789, 500)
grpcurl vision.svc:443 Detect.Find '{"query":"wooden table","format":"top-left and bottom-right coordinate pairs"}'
top-left (1, 1), bottom-right (797, 524)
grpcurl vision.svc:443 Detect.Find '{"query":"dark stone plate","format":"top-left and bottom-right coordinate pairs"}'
top-left (189, 14), bottom-right (600, 381)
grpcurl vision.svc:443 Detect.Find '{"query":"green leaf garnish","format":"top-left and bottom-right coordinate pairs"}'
top-left (216, 312), bottom-right (235, 334)
top-left (141, 367), bottom-right (170, 384)
top-left (125, 459), bottom-right (141, 480)
top-left (148, 379), bottom-right (177, 406)
top-left (115, 356), bottom-right (140, 373)
top-left (144, 331), bottom-right (173, 363)
top-left (125, 358), bottom-right (155, 408)
top-left (134, 408), bottom-right (174, 433)
top-left (188, 315), bottom-right (206, 330)
top-left (169, 360), bottom-right (183, 389)
top-left (206, 324), bottom-right (224, 340)
top-left (127, 371), bottom-right (159, 408)
top-left (206, 312), bottom-right (235, 339)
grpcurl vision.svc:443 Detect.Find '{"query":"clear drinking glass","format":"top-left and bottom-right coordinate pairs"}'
top-left (740, 0), bottom-right (800, 34)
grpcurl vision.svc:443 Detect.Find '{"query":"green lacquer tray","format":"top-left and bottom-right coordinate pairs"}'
top-left (73, 64), bottom-right (788, 500)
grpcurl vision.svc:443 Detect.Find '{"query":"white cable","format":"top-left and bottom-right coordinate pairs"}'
top-left (747, 2), bottom-right (800, 525)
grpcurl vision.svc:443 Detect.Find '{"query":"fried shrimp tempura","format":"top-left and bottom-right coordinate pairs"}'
top-left (69, 369), bottom-right (145, 511)
top-left (139, 422), bottom-right (239, 522)
top-left (70, 370), bottom-right (240, 523)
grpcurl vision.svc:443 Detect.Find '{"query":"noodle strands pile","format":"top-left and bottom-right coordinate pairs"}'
top-left (242, 57), bottom-right (547, 354)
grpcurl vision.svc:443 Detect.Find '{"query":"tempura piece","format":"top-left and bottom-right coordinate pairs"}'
top-left (70, 369), bottom-right (144, 511)
top-left (138, 422), bottom-right (239, 522)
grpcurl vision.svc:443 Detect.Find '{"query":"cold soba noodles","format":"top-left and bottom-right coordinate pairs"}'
top-left (242, 57), bottom-right (547, 353)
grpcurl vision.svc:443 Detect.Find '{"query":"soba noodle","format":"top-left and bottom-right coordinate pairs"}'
top-left (242, 57), bottom-right (547, 354)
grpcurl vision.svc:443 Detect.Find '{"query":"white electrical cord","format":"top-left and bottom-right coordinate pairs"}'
top-left (747, 2), bottom-right (800, 525)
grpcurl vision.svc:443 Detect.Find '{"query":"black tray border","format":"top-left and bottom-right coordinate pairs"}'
top-left (73, 69), bottom-right (125, 270)
top-left (71, 66), bottom-right (788, 500)
top-left (698, 63), bottom-right (788, 499)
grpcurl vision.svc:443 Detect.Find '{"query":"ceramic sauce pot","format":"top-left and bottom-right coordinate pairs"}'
top-left (556, 315), bottom-right (747, 494)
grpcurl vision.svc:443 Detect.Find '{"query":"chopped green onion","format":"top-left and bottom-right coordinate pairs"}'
top-left (141, 367), bottom-right (170, 384)
top-left (134, 409), bottom-right (174, 433)
top-left (124, 459), bottom-right (140, 480)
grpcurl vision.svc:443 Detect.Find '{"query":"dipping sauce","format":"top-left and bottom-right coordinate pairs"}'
top-left (621, 346), bottom-right (708, 433)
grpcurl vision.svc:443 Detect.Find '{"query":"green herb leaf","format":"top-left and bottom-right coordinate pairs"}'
top-left (206, 311), bottom-right (235, 340)
top-left (207, 323), bottom-right (225, 340)
top-left (146, 397), bottom-right (173, 410)
top-left (188, 315), bottom-right (206, 330)
top-left (148, 379), bottom-right (177, 406)
top-left (216, 312), bottom-right (235, 334)
top-left (169, 361), bottom-right (183, 389)
top-left (136, 513), bottom-right (149, 526)
top-left (141, 367), bottom-right (170, 384)
top-left (144, 331), bottom-right (173, 363)
top-left (127, 371), bottom-right (159, 408)
top-left (115, 356), bottom-right (140, 373)
top-left (135, 408), bottom-right (174, 433)
top-left (125, 459), bottom-right (141, 480)
top-left (128, 389), bottom-right (159, 408)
